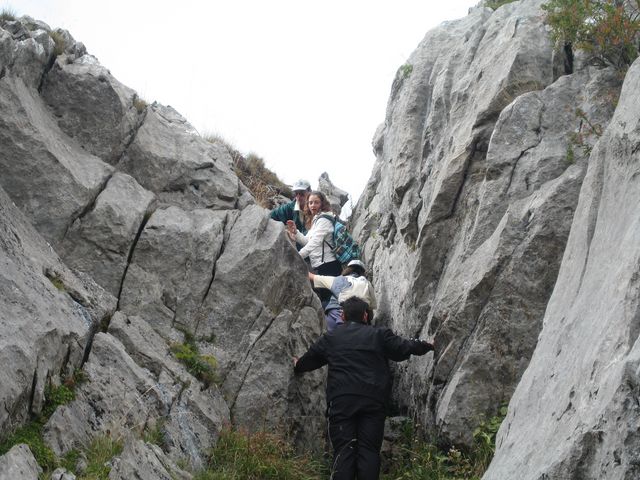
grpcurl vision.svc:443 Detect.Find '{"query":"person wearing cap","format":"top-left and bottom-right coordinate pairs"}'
top-left (293, 296), bottom-right (434, 480)
top-left (308, 259), bottom-right (377, 331)
top-left (269, 179), bottom-right (312, 236)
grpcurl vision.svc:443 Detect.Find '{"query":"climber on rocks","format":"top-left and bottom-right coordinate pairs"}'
top-left (287, 190), bottom-right (343, 306)
top-left (308, 259), bottom-right (377, 332)
top-left (294, 296), bottom-right (434, 480)
top-left (269, 179), bottom-right (312, 242)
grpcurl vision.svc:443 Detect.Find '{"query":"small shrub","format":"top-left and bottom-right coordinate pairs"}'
top-left (42, 383), bottom-right (75, 417)
top-left (0, 421), bottom-right (57, 471)
top-left (49, 30), bottom-right (66, 56)
top-left (170, 333), bottom-right (220, 387)
top-left (0, 7), bottom-right (16, 22)
top-left (195, 427), bottom-right (325, 480)
top-left (399, 63), bottom-right (413, 79)
top-left (542, 0), bottom-right (640, 69)
top-left (49, 276), bottom-right (66, 291)
top-left (485, 0), bottom-right (518, 10)
top-left (133, 96), bottom-right (147, 113)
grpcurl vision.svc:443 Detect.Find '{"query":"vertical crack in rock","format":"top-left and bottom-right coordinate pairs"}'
top-left (228, 362), bottom-right (252, 420)
top-left (114, 103), bottom-right (148, 168)
top-left (564, 43), bottom-right (574, 75)
top-left (61, 172), bottom-right (114, 243)
top-left (115, 207), bottom-right (154, 312)
top-left (200, 211), bottom-right (234, 306)
top-left (36, 48), bottom-right (59, 94)
top-left (28, 368), bottom-right (38, 414)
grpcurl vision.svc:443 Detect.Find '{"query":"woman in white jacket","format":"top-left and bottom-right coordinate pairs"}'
top-left (287, 191), bottom-right (342, 305)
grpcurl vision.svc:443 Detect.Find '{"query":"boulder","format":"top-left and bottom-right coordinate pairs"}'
top-left (484, 56), bottom-right (640, 480)
top-left (0, 444), bottom-right (41, 479)
top-left (319, 172), bottom-right (349, 215)
top-left (118, 103), bottom-right (239, 210)
top-left (58, 172), bottom-right (155, 297)
top-left (118, 206), bottom-right (228, 338)
top-left (42, 56), bottom-right (142, 165)
top-left (0, 73), bottom-right (113, 247)
top-left (108, 440), bottom-right (192, 480)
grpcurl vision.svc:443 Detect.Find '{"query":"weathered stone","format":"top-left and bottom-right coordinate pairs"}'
top-left (0, 74), bottom-right (113, 246)
top-left (0, 444), bottom-right (41, 479)
top-left (200, 205), bottom-right (326, 449)
top-left (319, 171), bottom-right (349, 215)
top-left (0, 185), bottom-right (115, 439)
top-left (51, 467), bottom-right (76, 480)
top-left (108, 440), bottom-right (191, 480)
top-left (118, 103), bottom-right (239, 210)
top-left (42, 56), bottom-right (142, 165)
top-left (351, 0), bottom-right (621, 448)
top-left (484, 56), bottom-right (640, 480)
top-left (118, 206), bottom-right (227, 337)
top-left (58, 172), bottom-right (155, 297)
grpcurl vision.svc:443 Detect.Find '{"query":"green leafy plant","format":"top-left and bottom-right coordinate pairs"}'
top-left (485, 0), bottom-right (518, 10)
top-left (170, 331), bottom-right (220, 387)
top-left (542, 0), bottom-right (640, 69)
top-left (567, 107), bottom-right (604, 161)
top-left (399, 63), bottom-right (413, 79)
top-left (194, 427), bottom-right (325, 480)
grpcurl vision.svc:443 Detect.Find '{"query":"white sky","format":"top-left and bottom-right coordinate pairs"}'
top-left (7, 0), bottom-right (477, 212)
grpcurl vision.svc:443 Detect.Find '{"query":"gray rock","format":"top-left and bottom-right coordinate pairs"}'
top-left (58, 172), bottom-right (155, 297)
top-left (118, 206), bottom-right (227, 337)
top-left (0, 444), bottom-right (41, 479)
top-left (319, 171), bottom-right (349, 215)
top-left (118, 103), bottom-right (239, 210)
top-left (51, 467), bottom-right (76, 480)
top-left (42, 56), bottom-right (142, 164)
top-left (0, 74), bottom-right (113, 246)
top-left (351, 0), bottom-right (621, 447)
top-left (483, 56), bottom-right (640, 480)
top-left (200, 205), bottom-right (326, 449)
top-left (0, 185), bottom-right (115, 437)
top-left (108, 440), bottom-right (191, 480)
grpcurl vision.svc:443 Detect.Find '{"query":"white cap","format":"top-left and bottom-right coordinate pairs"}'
top-left (291, 179), bottom-right (311, 192)
top-left (348, 259), bottom-right (366, 270)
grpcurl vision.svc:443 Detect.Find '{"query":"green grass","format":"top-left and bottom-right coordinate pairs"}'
top-left (0, 7), bottom-right (16, 21)
top-left (133, 96), bottom-right (147, 113)
top-left (194, 428), bottom-right (326, 480)
top-left (79, 435), bottom-right (123, 479)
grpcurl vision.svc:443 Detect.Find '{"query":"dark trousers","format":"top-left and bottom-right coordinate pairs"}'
top-left (328, 394), bottom-right (386, 480)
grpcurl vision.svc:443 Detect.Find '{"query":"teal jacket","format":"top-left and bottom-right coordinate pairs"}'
top-left (270, 200), bottom-right (308, 234)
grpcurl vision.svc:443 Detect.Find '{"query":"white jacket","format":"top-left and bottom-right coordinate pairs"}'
top-left (295, 213), bottom-right (337, 268)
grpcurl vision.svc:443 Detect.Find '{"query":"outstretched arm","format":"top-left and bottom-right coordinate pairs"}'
top-left (382, 328), bottom-right (434, 362)
top-left (294, 339), bottom-right (328, 373)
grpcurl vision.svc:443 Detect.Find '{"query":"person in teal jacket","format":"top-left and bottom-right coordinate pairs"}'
top-left (270, 179), bottom-right (311, 235)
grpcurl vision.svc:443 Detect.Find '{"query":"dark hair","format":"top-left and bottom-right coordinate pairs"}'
top-left (341, 265), bottom-right (365, 277)
top-left (308, 190), bottom-right (332, 213)
top-left (341, 296), bottom-right (369, 323)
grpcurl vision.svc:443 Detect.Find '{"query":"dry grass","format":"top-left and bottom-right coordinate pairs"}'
top-left (204, 133), bottom-right (293, 208)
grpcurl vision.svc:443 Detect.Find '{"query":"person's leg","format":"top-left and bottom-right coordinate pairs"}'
top-left (355, 399), bottom-right (386, 480)
top-left (325, 308), bottom-right (343, 332)
top-left (328, 397), bottom-right (358, 480)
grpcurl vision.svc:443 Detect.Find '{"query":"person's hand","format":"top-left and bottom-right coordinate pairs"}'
top-left (286, 220), bottom-right (297, 235)
top-left (293, 356), bottom-right (299, 367)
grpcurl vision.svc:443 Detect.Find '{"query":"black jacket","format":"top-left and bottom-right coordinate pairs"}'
top-left (294, 321), bottom-right (433, 402)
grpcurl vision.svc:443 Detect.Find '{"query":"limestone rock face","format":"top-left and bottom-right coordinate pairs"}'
top-left (41, 56), bottom-right (142, 165)
top-left (0, 444), bottom-right (41, 480)
top-left (0, 184), bottom-right (116, 439)
top-left (118, 103), bottom-right (240, 210)
top-left (351, 0), bottom-right (622, 447)
top-left (319, 171), bottom-right (349, 215)
top-left (108, 440), bottom-right (192, 480)
top-left (483, 56), bottom-right (640, 480)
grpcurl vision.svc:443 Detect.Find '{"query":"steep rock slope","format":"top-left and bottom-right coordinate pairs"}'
top-left (484, 56), bottom-right (640, 480)
top-left (0, 14), bottom-right (325, 474)
top-left (351, 0), bottom-right (622, 447)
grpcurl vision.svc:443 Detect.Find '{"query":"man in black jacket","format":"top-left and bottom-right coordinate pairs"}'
top-left (294, 296), bottom-right (434, 480)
